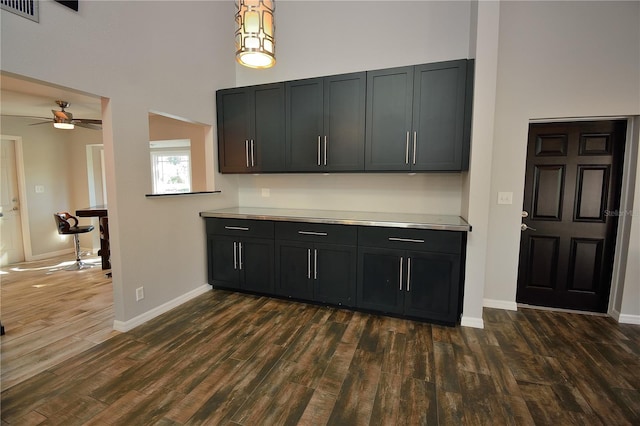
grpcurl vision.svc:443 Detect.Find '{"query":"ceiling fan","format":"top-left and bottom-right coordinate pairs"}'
top-left (45, 100), bottom-right (102, 130)
top-left (2, 100), bottom-right (102, 130)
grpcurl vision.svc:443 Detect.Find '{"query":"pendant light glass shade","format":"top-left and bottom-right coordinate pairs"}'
top-left (235, 0), bottom-right (276, 69)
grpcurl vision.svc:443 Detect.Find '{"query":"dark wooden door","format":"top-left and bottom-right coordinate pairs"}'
top-left (253, 83), bottom-right (285, 172)
top-left (517, 120), bottom-right (626, 312)
top-left (404, 251), bottom-right (460, 323)
top-left (365, 66), bottom-right (414, 171)
top-left (411, 60), bottom-right (468, 171)
top-left (275, 241), bottom-right (314, 299)
top-left (286, 78), bottom-right (324, 171)
top-left (323, 73), bottom-right (366, 171)
top-left (216, 88), bottom-right (251, 173)
top-left (357, 247), bottom-right (404, 314)
top-left (240, 238), bottom-right (274, 294)
top-left (314, 243), bottom-right (357, 306)
top-left (209, 236), bottom-right (241, 289)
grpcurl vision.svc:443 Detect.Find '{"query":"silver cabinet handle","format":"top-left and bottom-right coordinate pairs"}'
top-left (407, 257), bottom-right (411, 292)
top-left (324, 136), bottom-right (327, 166)
top-left (521, 223), bottom-right (537, 231)
top-left (225, 226), bottom-right (249, 231)
top-left (298, 231), bottom-right (328, 236)
top-left (314, 249), bottom-right (318, 280)
top-left (388, 237), bottom-right (425, 244)
top-left (413, 131), bottom-right (417, 165)
top-left (238, 242), bottom-right (243, 270)
top-left (317, 136), bottom-right (321, 166)
top-left (245, 140), bottom-right (249, 168)
top-left (307, 248), bottom-right (311, 279)
top-left (399, 257), bottom-right (403, 291)
top-left (233, 242), bottom-right (237, 270)
top-left (405, 131), bottom-right (410, 164)
top-left (250, 139), bottom-right (255, 167)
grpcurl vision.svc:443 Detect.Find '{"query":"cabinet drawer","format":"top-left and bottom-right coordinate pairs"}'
top-left (206, 218), bottom-right (274, 238)
top-left (358, 226), bottom-right (462, 254)
top-left (275, 221), bottom-right (357, 245)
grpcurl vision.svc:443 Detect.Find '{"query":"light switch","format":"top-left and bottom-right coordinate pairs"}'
top-left (35, 185), bottom-right (45, 194)
top-left (497, 191), bottom-right (513, 205)
top-left (261, 188), bottom-right (270, 198)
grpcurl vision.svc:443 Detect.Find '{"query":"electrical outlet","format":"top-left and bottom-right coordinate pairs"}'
top-left (35, 185), bottom-right (45, 193)
top-left (136, 287), bottom-right (144, 301)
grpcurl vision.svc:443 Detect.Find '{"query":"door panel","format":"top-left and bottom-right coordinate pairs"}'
top-left (0, 138), bottom-right (24, 265)
top-left (241, 239), bottom-right (274, 294)
top-left (217, 89), bottom-right (250, 172)
top-left (314, 243), bottom-right (356, 306)
top-left (253, 84), bottom-right (285, 172)
top-left (210, 236), bottom-right (240, 288)
top-left (275, 241), bottom-right (313, 299)
top-left (286, 79), bottom-right (323, 171)
top-left (517, 120), bottom-right (626, 312)
top-left (324, 73), bottom-right (365, 171)
top-left (357, 247), bottom-right (403, 313)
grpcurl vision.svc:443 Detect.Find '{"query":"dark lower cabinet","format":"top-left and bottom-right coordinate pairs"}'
top-left (275, 241), bottom-right (356, 306)
top-left (357, 247), bottom-right (461, 324)
top-left (209, 235), bottom-right (274, 293)
top-left (206, 217), bottom-right (465, 325)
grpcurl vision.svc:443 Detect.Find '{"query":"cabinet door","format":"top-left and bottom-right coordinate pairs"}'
top-left (217, 88), bottom-right (251, 173)
top-left (314, 243), bottom-right (356, 306)
top-left (404, 251), bottom-right (461, 324)
top-left (240, 238), bottom-right (274, 294)
top-left (412, 60), bottom-right (467, 171)
top-left (253, 83), bottom-right (286, 172)
top-left (365, 66), bottom-right (414, 171)
top-left (324, 73), bottom-right (365, 171)
top-left (275, 241), bottom-right (314, 300)
top-left (286, 78), bottom-right (324, 171)
top-left (357, 247), bottom-right (404, 314)
top-left (210, 236), bottom-right (241, 289)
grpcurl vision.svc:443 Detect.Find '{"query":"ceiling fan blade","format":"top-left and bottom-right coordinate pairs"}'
top-left (1, 114), bottom-right (51, 120)
top-left (74, 118), bottom-right (102, 125)
top-left (52, 110), bottom-right (72, 120)
top-left (28, 121), bottom-right (52, 126)
top-left (74, 122), bottom-right (102, 130)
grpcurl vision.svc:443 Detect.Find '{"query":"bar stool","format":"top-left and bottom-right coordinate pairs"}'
top-left (53, 212), bottom-right (95, 270)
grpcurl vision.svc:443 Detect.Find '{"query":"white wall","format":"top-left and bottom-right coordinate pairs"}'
top-left (1, 0), bottom-right (240, 325)
top-left (235, 1), bottom-right (472, 215)
top-left (484, 1), bottom-right (640, 319)
top-left (0, 118), bottom-right (99, 258)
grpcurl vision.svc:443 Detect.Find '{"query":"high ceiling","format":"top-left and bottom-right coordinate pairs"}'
top-left (0, 73), bottom-right (102, 121)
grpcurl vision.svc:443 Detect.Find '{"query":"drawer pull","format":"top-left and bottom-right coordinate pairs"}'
top-left (298, 231), bottom-right (328, 236)
top-left (388, 237), bottom-right (424, 244)
top-left (225, 226), bottom-right (249, 231)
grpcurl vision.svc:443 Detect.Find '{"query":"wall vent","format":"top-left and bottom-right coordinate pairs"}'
top-left (1, 0), bottom-right (39, 22)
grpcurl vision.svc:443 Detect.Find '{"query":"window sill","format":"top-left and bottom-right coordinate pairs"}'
top-left (145, 191), bottom-right (221, 198)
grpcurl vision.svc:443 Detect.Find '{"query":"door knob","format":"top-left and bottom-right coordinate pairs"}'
top-left (522, 211), bottom-right (529, 218)
top-left (521, 223), bottom-right (536, 231)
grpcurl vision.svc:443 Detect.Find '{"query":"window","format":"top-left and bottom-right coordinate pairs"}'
top-left (150, 139), bottom-right (192, 194)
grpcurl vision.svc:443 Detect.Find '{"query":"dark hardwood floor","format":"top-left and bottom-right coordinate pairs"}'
top-left (1, 287), bottom-right (639, 425)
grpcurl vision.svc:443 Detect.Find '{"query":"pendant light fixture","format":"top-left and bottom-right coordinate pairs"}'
top-left (235, 0), bottom-right (276, 69)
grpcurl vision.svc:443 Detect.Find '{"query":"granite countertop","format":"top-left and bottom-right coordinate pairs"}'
top-left (200, 207), bottom-right (471, 232)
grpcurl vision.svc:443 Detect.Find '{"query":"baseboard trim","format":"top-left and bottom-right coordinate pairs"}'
top-left (113, 284), bottom-right (211, 332)
top-left (27, 248), bottom-right (73, 261)
top-left (460, 316), bottom-right (484, 329)
top-left (483, 298), bottom-right (518, 311)
top-left (618, 313), bottom-right (640, 325)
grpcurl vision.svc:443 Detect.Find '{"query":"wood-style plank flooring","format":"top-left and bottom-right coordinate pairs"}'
top-left (2, 260), bottom-right (639, 425)
top-left (1, 255), bottom-right (117, 390)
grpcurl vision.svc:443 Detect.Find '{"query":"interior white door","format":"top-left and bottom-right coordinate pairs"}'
top-left (0, 138), bottom-right (25, 266)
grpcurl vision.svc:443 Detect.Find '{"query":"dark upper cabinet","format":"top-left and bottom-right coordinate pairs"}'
top-left (217, 83), bottom-right (285, 173)
top-left (286, 72), bottom-right (366, 172)
top-left (365, 59), bottom-right (471, 171)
